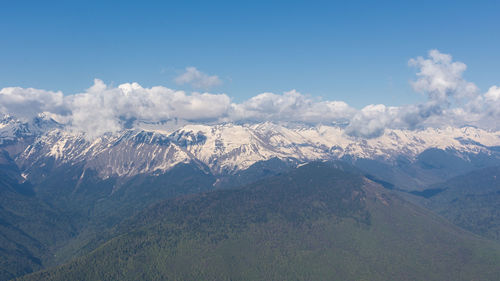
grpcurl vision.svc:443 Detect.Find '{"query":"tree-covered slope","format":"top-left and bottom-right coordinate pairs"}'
top-left (0, 150), bottom-right (216, 280)
top-left (27, 161), bottom-right (216, 266)
top-left (19, 162), bottom-right (500, 281)
top-left (353, 148), bottom-right (500, 191)
top-left (419, 166), bottom-right (500, 241)
top-left (0, 151), bottom-right (74, 281)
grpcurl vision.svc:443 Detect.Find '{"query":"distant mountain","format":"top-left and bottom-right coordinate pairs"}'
top-left (0, 114), bottom-right (59, 146)
top-left (353, 147), bottom-right (500, 191)
top-left (415, 166), bottom-right (500, 241)
top-left (3, 115), bottom-right (500, 280)
top-left (18, 163), bottom-right (500, 281)
top-left (2, 115), bottom-right (499, 189)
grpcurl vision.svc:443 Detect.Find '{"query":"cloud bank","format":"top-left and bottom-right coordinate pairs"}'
top-left (1, 51), bottom-right (499, 138)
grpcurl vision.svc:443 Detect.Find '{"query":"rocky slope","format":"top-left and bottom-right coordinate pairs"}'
top-left (2, 116), bottom-right (499, 181)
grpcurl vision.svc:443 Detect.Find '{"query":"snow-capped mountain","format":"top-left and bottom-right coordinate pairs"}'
top-left (2, 115), bottom-right (499, 181)
top-left (0, 114), bottom-right (60, 144)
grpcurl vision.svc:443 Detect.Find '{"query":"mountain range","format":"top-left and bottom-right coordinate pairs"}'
top-left (1, 114), bottom-right (500, 280)
top-left (17, 162), bottom-right (500, 281)
top-left (3, 114), bottom-right (500, 182)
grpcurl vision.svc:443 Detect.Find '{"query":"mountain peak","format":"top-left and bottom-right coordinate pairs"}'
top-left (1, 117), bottom-right (499, 180)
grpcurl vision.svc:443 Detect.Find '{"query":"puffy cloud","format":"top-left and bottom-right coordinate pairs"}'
top-left (0, 87), bottom-right (67, 120)
top-left (229, 90), bottom-right (356, 124)
top-left (174, 67), bottom-right (222, 89)
top-left (460, 86), bottom-right (500, 131)
top-left (66, 79), bottom-right (231, 137)
top-left (0, 83), bottom-right (357, 137)
top-left (409, 49), bottom-right (478, 102)
top-left (344, 50), bottom-right (498, 138)
top-left (346, 104), bottom-right (395, 138)
top-left (64, 84), bottom-right (355, 136)
top-left (1, 50), bottom-right (499, 138)
top-left (345, 49), bottom-right (479, 138)
top-left (484, 86), bottom-right (500, 102)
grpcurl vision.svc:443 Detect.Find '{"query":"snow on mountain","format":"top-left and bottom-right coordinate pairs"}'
top-left (0, 114), bottom-right (60, 144)
top-left (0, 115), bottom-right (31, 144)
top-left (2, 116), bottom-right (500, 179)
top-left (17, 130), bottom-right (194, 179)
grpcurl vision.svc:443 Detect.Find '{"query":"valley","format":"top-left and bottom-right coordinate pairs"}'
top-left (1, 116), bottom-right (500, 280)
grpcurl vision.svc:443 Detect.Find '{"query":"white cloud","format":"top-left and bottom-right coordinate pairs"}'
top-left (64, 79), bottom-right (231, 137)
top-left (174, 67), bottom-right (222, 89)
top-left (484, 85), bottom-right (500, 102)
top-left (1, 50), bottom-right (499, 138)
top-left (460, 85), bottom-right (500, 130)
top-left (229, 90), bottom-right (356, 124)
top-left (409, 49), bottom-right (478, 103)
top-left (0, 87), bottom-right (67, 120)
top-left (343, 50), bottom-right (500, 137)
top-left (346, 104), bottom-right (394, 138)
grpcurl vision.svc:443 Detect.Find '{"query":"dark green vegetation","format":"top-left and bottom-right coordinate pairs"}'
top-left (0, 151), bottom-right (74, 281)
top-left (0, 153), bottom-right (297, 280)
top-left (37, 162), bottom-right (216, 265)
top-left (18, 163), bottom-right (500, 281)
top-left (0, 152), bottom-right (217, 280)
top-left (2, 144), bottom-right (500, 281)
top-left (214, 157), bottom-right (296, 188)
top-left (418, 166), bottom-right (500, 241)
top-left (353, 148), bottom-right (500, 191)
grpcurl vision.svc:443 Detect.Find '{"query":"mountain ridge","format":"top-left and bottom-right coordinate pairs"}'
top-left (2, 115), bottom-right (499, 182)
top-left (16, 162), bottom-right (500, 281)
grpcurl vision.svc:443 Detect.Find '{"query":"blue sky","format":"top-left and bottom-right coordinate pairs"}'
top-left (1, 0), bottom-right (499, 108)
